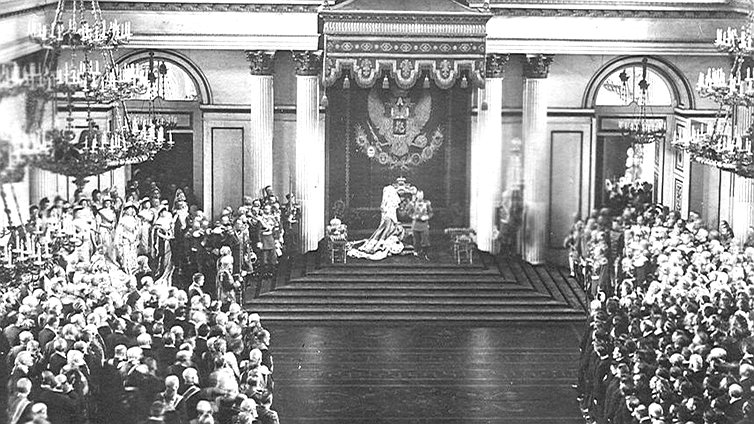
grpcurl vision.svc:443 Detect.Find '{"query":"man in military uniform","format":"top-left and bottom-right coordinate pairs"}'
top-left (410, 190), bottom-right (433, 260)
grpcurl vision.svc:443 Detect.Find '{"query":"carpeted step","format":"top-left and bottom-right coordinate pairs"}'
top-left (249, 296), bottom-right (559, 306)
top-left (267, 288), bottom-right (550, 298)
top-left (247, 303), bottom-right (579, 313)
top-left (307, 267), bottom-right (497, 276)
top-left (250, 312), bottom-right (587, 321)
top-left (292, 274), bottom-right (505, 283)
top-left (277, 281), bottom-right (531, 290)
top-left (248, 251), bottom-right (587, 322)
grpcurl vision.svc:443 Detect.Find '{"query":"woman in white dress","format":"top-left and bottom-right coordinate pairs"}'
top-left (347, 185), bottom-right (405, 260)
top-left (115, 203), bottom-right (140, 274)
top-left (153, 207), bottom-right (175, 285)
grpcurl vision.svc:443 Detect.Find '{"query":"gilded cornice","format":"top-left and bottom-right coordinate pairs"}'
top-left (323, 20), bottom-right (487, 37)
top-left (96, 2), bottom-right (320, 13)
top-left (488, 7), bottom-right (744, 18)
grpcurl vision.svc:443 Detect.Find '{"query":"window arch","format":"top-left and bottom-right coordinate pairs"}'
top-left (583, 56), bottom-right (694, 109)
top-left (595, 65), bottom-right (673, 107)
top-left (116, 50), bottom-right (213, 104)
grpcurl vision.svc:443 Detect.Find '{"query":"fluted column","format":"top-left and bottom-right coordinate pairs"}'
top-left (472, 54), bottom-right (508, 252)
top-left (245, 50), bottom-right (276, 197)
top-left (29, 168), bottom-right (59, 203)
top-left (732, 175), bottom-right (754, 243)
top-left (293, 51), bottom-right (324, 253)
top-left (731, 105), bottom-right (754, 244)
top-left (521, 54), bottom-right (553, 264)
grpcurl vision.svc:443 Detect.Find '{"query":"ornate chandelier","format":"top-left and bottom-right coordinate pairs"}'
top-left (675, 14), bottom-right (754, 178)
top-left (618, 59), bottom-right (667, 145)
top-left (28, 0), bottom-right (131, 50)
top-left (26, 0), bottom-right (172, 189)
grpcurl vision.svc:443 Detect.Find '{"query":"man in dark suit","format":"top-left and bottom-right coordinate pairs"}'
top-left (177, 368), bottom-right (202, 422)
top-left (256, 393), bottom-right (280, 424)
top-left (37, 315), bottom-right (59, 350)
top-left (105, 319), bottom-right (130, 358)
top-left (729, 384), bottom-right (747, 423)
top-left (35, 374), bottom-right (81, 424)
top-left (7, 378), bottom-right (33, 424)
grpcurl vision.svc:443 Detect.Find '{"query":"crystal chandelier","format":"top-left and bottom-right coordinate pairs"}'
top-left (618, 58), bottom-right (667, 145)
top-left (28, 0), bottom-right (131, 50)
top-left (675, 13), bottom-right (754, 178)
top-left (26, 0), bottom-right (172, 190)
top-left (133, 52), bottom-right (178, 147)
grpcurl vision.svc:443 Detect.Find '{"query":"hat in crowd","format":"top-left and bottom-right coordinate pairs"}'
top-left (140, 197), bottom-right (150, 205)
top-left (122, 202), bottom-right (138, 214)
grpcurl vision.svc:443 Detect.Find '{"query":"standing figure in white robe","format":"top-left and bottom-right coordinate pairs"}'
top-left (153, 208), bottom-right (175, 285)
top-left (96, 198), bottom-right (117, 263)
top-left (348, 185), bottom-right (405, 260)
top-left (115, 203), bottom-right (140, 275)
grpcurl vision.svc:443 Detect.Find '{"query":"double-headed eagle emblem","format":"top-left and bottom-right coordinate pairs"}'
top-left (354, 86), bottom-right (443, 170)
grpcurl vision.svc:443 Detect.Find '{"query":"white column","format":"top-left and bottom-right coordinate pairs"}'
top-left (521, 54), bottom-right (553, 265)
top-left (29, 168), bottom-right (59, 203)
top-left (294, 51), bottom-right (324, 253)
top-left (246, 51), bottom-right (276, 197)
top-left (731, 175), bottom-right (754, 244)
top-left (471, 54), bottom-right (508, 252)
top-left (729, 105), bottom-right (754, 244)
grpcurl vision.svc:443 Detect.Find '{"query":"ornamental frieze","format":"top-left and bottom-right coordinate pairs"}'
top-left (327, 40), bottom-right (485, 56)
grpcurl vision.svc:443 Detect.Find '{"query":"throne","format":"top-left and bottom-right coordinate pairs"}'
top-left (392, 177), bottom-right (418, 240)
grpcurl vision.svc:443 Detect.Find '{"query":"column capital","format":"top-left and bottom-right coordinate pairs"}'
top-left (292, 51), bottom-right (322, 76)
top-left (245, 50), bottom-right (276, 76)
top-left (523, 54), bottom-right (554, 79)
top-left (485, 54), bottom-right (510, 79)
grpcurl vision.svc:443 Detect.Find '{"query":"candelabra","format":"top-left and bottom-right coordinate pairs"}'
top-left (25, 0), bottom-right (174, 190)
top-left (619, 59), bottom-right (667, 146)
top-left (676, 12), bottom-right (754, 179)
top-left (28, 0), bottom-right (131, 51)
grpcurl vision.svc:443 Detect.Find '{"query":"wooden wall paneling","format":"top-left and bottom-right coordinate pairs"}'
top-left (211, 127), bottom-right (245, 218)
top-left (549, 130), bottom-right (583, 252)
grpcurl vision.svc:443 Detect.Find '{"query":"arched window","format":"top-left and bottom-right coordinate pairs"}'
top-left (595, 65), bottom-right (673, 107)
top-left (128, 59), bottom-right (199, 101)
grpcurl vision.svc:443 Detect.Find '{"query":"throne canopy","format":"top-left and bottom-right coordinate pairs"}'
top-left (320, 0), bottom-right (492, 90)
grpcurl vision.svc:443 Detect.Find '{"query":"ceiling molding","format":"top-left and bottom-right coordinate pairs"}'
top-left (486, 39), bottom-right (722, 55)
top-left (0, 0), bottom-right (55, 19)
top-left (123, 34), bottom-right (319, 50)
top-left (97, 1), bottom-right (320, 13)
top-left (0, 40), bottom-right (42, 63)
top-left (486, 7), bottom-right (744, 18)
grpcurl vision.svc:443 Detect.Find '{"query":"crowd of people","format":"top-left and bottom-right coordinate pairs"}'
top-left (0, 177), bottom-right (298, 424)
top-left (570, 179), bottom-right (754, 424)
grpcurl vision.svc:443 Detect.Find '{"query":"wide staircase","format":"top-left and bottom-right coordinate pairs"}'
top-left (246, 249), bottom-right (587, 321)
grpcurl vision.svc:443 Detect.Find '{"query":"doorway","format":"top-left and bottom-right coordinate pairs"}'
top-left (132, 132), bottom-right (195, 202)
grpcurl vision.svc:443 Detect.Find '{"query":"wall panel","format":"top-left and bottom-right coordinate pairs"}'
top-left (211, 128), bottom-right (244, 218)
top-left (549, 131), bottom-right (582, 250)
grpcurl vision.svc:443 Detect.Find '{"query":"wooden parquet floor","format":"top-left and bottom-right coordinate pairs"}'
top-left (266, 321), bottom-right (584, 423)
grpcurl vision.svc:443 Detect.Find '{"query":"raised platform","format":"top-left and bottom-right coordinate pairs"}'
top-left (245, 247), bottom-right (587, 322)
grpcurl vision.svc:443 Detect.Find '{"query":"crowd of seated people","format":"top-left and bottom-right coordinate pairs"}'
top-left (0, 180), bottom-right (296, 424)
top-left (572, 184), bottom-right (754, 424)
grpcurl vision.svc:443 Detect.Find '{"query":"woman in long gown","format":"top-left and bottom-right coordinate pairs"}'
top-left (153, 207), bottom-right (175, 285)
top-left (115, 203), bottom-right (140, 274)
top-left (347, 185), bottom-right (405, 260)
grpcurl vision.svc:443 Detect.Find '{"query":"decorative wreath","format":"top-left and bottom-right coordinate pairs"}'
top-left (353, 124), bottom-right (444, 170)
